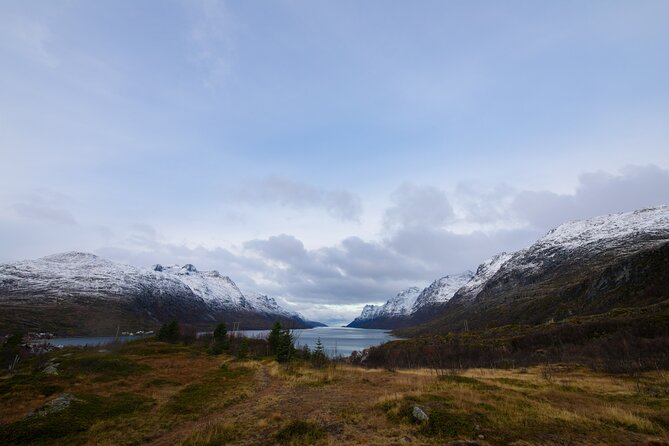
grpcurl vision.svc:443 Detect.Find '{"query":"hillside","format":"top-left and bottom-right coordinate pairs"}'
top-left (0, 252), bottom-right (319, 335)
top-left (347, 273), bottom-right (473, 329)
top-left (400, 206), bottom-right (669, 337)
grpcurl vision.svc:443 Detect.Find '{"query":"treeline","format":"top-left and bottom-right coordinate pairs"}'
top-left (155, 320), bottom-right (328, 367)
top-left (353, 302), bottom-right (669, 373)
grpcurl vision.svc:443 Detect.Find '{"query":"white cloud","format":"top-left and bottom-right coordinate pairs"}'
top-left (230, 177), bottom-right (363, 222)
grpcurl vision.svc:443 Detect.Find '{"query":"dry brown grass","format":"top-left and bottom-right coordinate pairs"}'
top-left (1, 343), bottom-right (668, 445)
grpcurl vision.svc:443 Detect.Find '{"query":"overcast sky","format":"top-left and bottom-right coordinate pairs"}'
top-left (1, 1), bottom-right (669, 325)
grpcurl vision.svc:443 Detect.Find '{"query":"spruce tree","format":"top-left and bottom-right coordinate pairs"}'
top-left (312, 337), bottom-right (327, 368)
top-left (268, 321), bottom-right (282, 355)
top-left (212, 322), bottom-right (229, 354)
top-left (157, 320), bottom-right (180, 343)
top-left (237, 337), bottom-right (249, 360)
top-left (276, 329), bottom-right (294, 363)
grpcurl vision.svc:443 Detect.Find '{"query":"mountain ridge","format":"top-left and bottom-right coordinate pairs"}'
top-left (0, 252), bottom-right (321, 335)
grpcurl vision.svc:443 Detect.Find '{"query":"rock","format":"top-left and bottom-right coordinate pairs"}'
top-left (31, 393), bottom-right (78, 416)
top-left (411, 405), bottom-right (429, 422)
top-left (43, 360), bottom-right (59, 375)
top-left (43, 365), bottom-right (58, 375)
top-left (478, 434), bottom-right (485, 439)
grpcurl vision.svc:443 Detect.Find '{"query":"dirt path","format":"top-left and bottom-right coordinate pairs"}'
top-left (146, 363), bottom-right (287, 446)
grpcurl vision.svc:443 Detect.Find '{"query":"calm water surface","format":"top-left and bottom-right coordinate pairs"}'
top-left (237, 326), bottom-right (401, 357)
top-left (44, 327), bottom-right (400, 357)
top-left (35, 334), bottom-right (151, 347)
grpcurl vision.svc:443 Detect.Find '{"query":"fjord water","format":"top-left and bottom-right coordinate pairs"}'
top-left (41, 327), bottom-right (399, 357)
top-left (238, 326), bottom-right (401, 357)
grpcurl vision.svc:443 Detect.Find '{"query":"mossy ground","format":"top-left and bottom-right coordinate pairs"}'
top-left (1, 339), bottom-right (668, 445)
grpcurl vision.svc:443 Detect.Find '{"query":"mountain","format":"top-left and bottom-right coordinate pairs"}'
top-left (401, 205), bottom-right (669, 336)
top-left (0, 252), bottom-right (320, 336)
top-left (348, 272), bottom-right (473, 329)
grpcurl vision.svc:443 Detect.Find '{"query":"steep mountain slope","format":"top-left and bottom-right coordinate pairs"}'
top-left (401, 206), bottom-right (669, 336)
top-left (0, 252), bottom-right (318, 335)
top-left (348, 287), bottom-right (421, 329)
top-left (348, 272), bottom-right (473, 329)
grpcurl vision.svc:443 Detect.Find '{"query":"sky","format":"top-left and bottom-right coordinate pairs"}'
top-left (1, 1), bottom-right (669, 325)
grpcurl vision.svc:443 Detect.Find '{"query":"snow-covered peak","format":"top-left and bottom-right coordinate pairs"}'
top-left (358, 304), bottom-right (379, 320)
top-left (385, 287), bottom-right (421, 315)
top-left (536, 206), bottom-right (669, 251)
top-left (455, 252), bottom-right (513, 301)
top-left (354, 287), bottom-right (421, 322)
top-left (0, 253), bottom-right (302, 321)
top-left (156, 265), bottom-right (247, 309)
top-left (243, 290), bottom-right (303, 319)
top-left (412, 271), bottom-right (474, 310)
top-left (181, 264), bottom-right (198, 273)
top-left (40, 251), bottom-right (102, 262)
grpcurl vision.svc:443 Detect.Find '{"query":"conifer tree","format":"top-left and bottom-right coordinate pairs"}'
top-left (268, 321), bottom-right (282, 355)
top-left (312, 337), bottom-right (327, 368)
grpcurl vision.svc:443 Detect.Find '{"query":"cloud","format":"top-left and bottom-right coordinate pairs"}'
top-left (384, 183), bottom-right (455, 229)
top-left (231, 177), bottom-right (363, 222)
top-left (3, 165), bottom-right (669, 326)
top-left (511, 165), bottom-right (669, 230)
top-left (12, 203), bottom-right (77, 225)
top-left (9, 190), bottom-right (77, 225)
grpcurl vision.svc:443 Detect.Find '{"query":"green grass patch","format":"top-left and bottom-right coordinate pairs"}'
top-left (274, 420), bottom-right (324, 445)
top-left (0, 393), bottom-right (153, 445)
top-left (420, 407), bottom-right (476, 438)
top-left (0, 373), bottom-right (65, 399)
top-left (437, 374), bottom-right (498, 391)
top-left (165, 366), bottom-right (251, 415)
top-left (118, 340), bottom-right (194, 356)
top-left (381, 395), bottom-right (485, 440)
top-left (58, 353), bottom-right (150, 381)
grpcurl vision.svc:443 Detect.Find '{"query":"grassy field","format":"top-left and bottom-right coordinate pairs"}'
top-left (1, 339), bottom-right (668, 445)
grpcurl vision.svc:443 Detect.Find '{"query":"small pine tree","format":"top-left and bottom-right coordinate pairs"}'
top-left (276, 329), bottom-right (294, 363)
top-left (301, 344), bottom-right (312, 360)
top-left (237, 337), bottom-right (249, 360)
top-left (211, 322), bottom-right (229, 354)
top-left (157, 320), bottom-right (180, 343)
top-left (312, 337), bottom-right (327, 368)
top-left (268, 321), bottom-right (282, 355)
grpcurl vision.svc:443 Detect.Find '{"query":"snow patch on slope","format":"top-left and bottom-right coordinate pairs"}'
top-left (455, 252), bottom-right (513, 301)
top-left (0, 252), bottom-right (301, 320)
top-left (412, 272), bottom-right (474, 310)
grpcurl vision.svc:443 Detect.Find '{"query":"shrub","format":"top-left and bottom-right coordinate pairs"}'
top-left (157, 320), bottom-right (180, 344)
top-left (274, 420), bottom-right (324, 445)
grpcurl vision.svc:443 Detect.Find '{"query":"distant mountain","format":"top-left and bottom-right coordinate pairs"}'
top-left (0, 252), bottom-right (321, 336)
top-left (401, 205), bottom-right (669, 336)
top-left (348, 272), bottom-right (473, 329)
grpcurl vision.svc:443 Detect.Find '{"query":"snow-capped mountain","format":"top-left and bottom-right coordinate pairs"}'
top-left (350, 205), bottom-right (669, 332)
top-left (452, 253), bottom-right (512, 302)
top-left (352, 287), bottom-right (421, 324)
top-left (412, 272), bottom-right (474, 309)
top-left (0, 252), bottom-right (319, 335)
top-left (348, 273), bottom-right (473, 329)
top-left (406, 205), bottom-right (669, 335)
